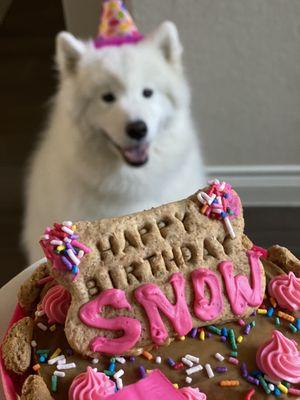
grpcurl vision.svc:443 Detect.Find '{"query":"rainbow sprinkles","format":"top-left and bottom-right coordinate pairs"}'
top-left (40, 221), bottom-right (92, 279)
top-left (197, 179), bottom-right (241, 239)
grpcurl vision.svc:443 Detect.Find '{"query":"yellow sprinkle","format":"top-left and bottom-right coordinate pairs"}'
top-left (277, 383), bottom-right (288, 394)
top-left (50, 348), bottom-right (62, 360)
top-left (257, 309), bottom-right (267, 315)
top-left (142, 351), bottom-right (153, 361)
top-left (49, 324), bottom-right (56, 332)
top-left (72, 225), bottom-right (77, 231)
top-left (278, 311), bottom-right (295, 322)
top-left (146, 369), bottom-right (152, 374)
top-left (179, 336), bottom-right (185, 341)
top-left (270, 297), bottom-right (277, 308)
top-left (56, 245), bottom-right (65, 252)
top-left (173, 383), bottom-right (179, 389)
top-left (219, 380), bottom-right (240, 387)
top-left (201, 205), bottom-right (208, 214)
top-left (200, 330), bottom-right (205, 341)
top-left (237, 335), bottom-right (243, 343)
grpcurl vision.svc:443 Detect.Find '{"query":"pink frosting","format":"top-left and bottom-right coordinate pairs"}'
top-left (80, 288), bottom-right (142, 354)
top-left (268, 272), bottom-right (300, 311)
top-left (41, 284), bottom-right (71, 324)
top-left (191, 268), bottom-right (224, 321)
top-left (69, 367), bottom-right (115, 400)
top-left (256, 330), bottom-right (300, 383)
top-left (218, 250), bottom-right (264, 315)
top-left (135, 272), bottom-right (193, 345)
top-left (179, 387), bottom-right (207, 400)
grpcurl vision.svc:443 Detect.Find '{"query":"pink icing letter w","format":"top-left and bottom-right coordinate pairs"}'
top-left (218, 250), bottom-right (264, 316)
top-left (134, 272), bottom-right (193, 345)
top-left (79, 289), bottom-right (142, 354)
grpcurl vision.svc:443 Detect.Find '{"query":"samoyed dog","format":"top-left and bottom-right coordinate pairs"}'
top-left (23, 21), bottom-right (205, 262)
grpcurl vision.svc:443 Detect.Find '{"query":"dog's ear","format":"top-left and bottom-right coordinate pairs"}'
top-left (56, 32), bottom-right (85, 76)
top-left (149, 21), bottom-right (183, 68)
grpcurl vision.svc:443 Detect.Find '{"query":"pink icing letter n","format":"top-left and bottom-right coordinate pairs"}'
top-left (79, 289), bottom-right (142, 354)
top-left (134, 272), bottom-right (193, 345)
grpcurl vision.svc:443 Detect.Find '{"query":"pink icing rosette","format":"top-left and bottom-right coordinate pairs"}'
top-left (41, 284), bottom-right (71, 324)
top-left (268, 272), bottom-right (300, 311)
top-left (69, 367), bottom-right (115, 400)
top-left (179, 387), bottom-right (207, 400)
top-left (256, 330), bottom-right (300, 383)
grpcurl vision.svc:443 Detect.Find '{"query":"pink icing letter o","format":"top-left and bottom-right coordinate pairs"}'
top-left (79, 289), bottom-right (142, 354)
top-left (135, 272), bottom-right (193, 345)
top-left (191, 268), bottom-right (224, 321)
top-left (218, 250), bottom-right (263, 316)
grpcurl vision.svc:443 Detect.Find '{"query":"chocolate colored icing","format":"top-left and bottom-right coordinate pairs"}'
top-left (33, 310), bottom-right (300, 400)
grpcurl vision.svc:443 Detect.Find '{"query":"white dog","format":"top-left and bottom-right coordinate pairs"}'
top-left (23, 21), bottom-right (205, 263)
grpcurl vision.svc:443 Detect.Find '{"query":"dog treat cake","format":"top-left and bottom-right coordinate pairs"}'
top-left (2, 180), bottom-right (300, 400)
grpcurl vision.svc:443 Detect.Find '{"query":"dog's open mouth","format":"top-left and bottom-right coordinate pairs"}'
top-left (121, 143), bottom-right (149, 167)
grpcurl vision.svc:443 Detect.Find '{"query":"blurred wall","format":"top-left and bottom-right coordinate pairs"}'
top-left (62, 0), bottom-right (300, 205)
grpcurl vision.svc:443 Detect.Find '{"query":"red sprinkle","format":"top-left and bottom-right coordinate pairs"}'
top-left (37, 276), bottom-right (54, 286)
top-left (245, 388), bottom-right (255, 400)
top-left (173, 362), bottom-right (184, 370)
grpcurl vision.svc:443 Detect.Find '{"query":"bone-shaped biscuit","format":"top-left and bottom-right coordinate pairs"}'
top-left (42, 187), bottom-right (265, 356)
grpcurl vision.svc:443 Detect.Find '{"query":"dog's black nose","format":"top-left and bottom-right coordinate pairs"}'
top-left (126, 120), bottom-right (148, 140)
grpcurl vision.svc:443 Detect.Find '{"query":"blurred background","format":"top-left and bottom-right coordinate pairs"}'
top-left (0, 0), bottom-right (299, 286)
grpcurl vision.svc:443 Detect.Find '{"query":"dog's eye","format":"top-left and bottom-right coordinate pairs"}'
top-left (102, 92), bottom-right (116, 103)
top-left (143, 88), bottom-right (153, 98)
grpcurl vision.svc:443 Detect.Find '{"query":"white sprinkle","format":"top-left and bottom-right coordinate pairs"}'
top-left (62, 221), bottom-right (73, 227)
top-left (50, 239), bottom-right (63, 246)
top-left (78, 250), bottom-right (84, 259)
top-left (115, 357), bottom-right (126, 364)
top-left (62, 226), bottom-right (74, 235)
top-left (54, 371), bottom-right (65, 377)
top-left (31, 340), bottom-right (37, 348)
top-left (182, 357), bottom-right (193, 368)
top-left (219, 181), bottom-right (226, 191)
top-left (64, 237), bottom-right (72, 243)
top-left (67, 249), bottom-right (80, 266)
top-left (208, 179), bottom-right (220, 185)
top-left (35, 310), bottom-right (45, 317)
top-left (224, 216), bottom-right (236, 239)
top-left (205, 363), bottom-right (214, 379)
top-left (264, 375), bottom-right (280, 385)
top-left (114, 369), bottom-right (124, 380)
top-left (37, 322), bottom-right (47, 331)
top-left (48, 355), bottom-right (65, 365)
top-left (268, 383), bottom-right (275, 392)
top-left (214, 353), bottom-right (225, 362)
top-left (57, 363), bottom-right (76, 370)
top-left (116, 378), bottom-right (123, 390)
top-left (185, 354), bottom-right (199, 364)
top-left (41, 234), bottom-right (49, 240)
top-left (57, 359), bottom-right (66, 365)
top-left (92, 358), bottom-right (99, 365)
top-left (93, 368), bottom-right (98, 372)
top-left (155, 356), bottom-right (161, 364)
top-left (186, 364), bottom-right (203, 376)
top-left (185, 376), bottom-right (192, 384)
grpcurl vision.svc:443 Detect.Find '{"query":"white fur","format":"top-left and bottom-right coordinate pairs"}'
top-left (23, 22), bottom-right (205, 262)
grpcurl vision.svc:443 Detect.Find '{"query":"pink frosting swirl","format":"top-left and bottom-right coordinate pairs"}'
top-left (69, 367), bottom-right (115, 400)
top-left (256, 330), bottom-right (300, 383)
top-left (179, 387), bottom-right (207, 400)
top-left (41, 284), bottom-right (71, 324)
top-left (268, 272), bottom-right (300, 311)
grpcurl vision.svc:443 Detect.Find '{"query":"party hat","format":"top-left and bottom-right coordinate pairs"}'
top-left (94, 0), bottom-right (144, 48)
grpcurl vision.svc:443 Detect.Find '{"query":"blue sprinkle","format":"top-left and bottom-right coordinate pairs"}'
top-left (296, 318), bottom-right (300, 330)
top-left (167, 357), bottom-right (176, 367)
top-left (267, 307), bottom-right (274, 317)
top-left (130, 356), bottom-right (135, 363)
top-left (220, 211), bottom-right (227, 218)
top-left (39, 355), bottom-right (46, 363)
top-left (108, 362), bottom-right (116, 373)
top-left (223, 193), bottom-right (229, 199)
top-left (72, 265), bottom-right (79, 274)
top-left (251, 370), bottom-right (263, 377)
top-left (274, 387), bottom-right (281, 397)
top-left (221, 327), bottom-right (228, 337)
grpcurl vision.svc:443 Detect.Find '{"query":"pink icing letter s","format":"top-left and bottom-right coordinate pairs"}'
top-left (191, 268), bottom-right (224, 321)
top-left (135, 272), bottom-right (193, 345)
top-left (79, 289), bottom-right (142, 354)
top-left (218, 250), bottom-right (264, 316)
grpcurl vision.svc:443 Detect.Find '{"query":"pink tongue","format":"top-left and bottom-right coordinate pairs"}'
top-left (123, 144), bottom-right (149, 164)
